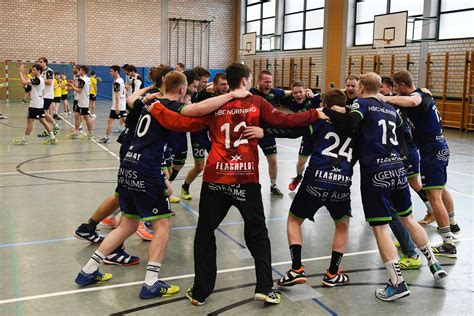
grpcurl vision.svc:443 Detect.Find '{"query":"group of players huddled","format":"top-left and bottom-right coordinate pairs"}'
top-left (16, 58), bottom-right (457, 304)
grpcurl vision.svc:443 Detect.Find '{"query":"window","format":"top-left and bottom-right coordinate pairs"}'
top-left (283, 0), bottom-right (325, 50)
top-left (245, 0), bottom-right (276, 51)
top-left (439, 0), bottom-right (474, 40)
top-left (354, 0), bottom-right (424, 46)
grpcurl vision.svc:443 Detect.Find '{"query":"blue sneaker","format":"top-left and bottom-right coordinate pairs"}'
top-left (375, 280), bottom-right (410, 301)
top-left (104, 248), bottom-right (140, 266)
top-left (139, 280), bottom-right (180, 299)
top-left (75, 269), bottom-right (112, 287)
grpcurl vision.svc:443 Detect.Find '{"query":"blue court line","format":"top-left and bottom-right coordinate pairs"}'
top-left (180, 201), bottom-right (338, 315)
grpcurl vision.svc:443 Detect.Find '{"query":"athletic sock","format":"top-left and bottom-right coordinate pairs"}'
top-left (290, 244), bottom-right (302, 270)
top-left (182, 181), bottom-right (190, 191)
top-left (448, 211), bottom-right (457, 225)
top-left (270, 179), bottom-right (276, 187)
top-left (419, 244), bottom-right (437, 266)
top-left (168, 167), bottom-right (181, 181)
top-left (81, 217), bottom-right (100, 231)
top-left (49, 132), bottom-right (56, 139)
top-left (328, 251), bottom-right (344, 275)
top-left (438, 226), bottom-right (454, 244)
top-left (144, 261), bottom-right (161, 286)
top-left (385, 259), bottom-right (404, 286)
top-left (83, 251), bottom-right (105, 274)
top-left (416, 189), bottom-right (433, 214)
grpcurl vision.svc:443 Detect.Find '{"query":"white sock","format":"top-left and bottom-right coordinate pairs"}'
top-left (270, 179), bottom-right (276, 187)
top-left (49, 132), bottom-right (56, 139)
top-left (83, 251), bottom-right (105, 274)
top-left (419, 244), bottom-right (437, 266)
top-left (439, 226), bottom-right (454, 244)
top-left (448, 211), bottom-right (457, 225)
top-left (385, 259), bottom-right (404, 286)
top-left (144, 261), bottom-right (161, 286)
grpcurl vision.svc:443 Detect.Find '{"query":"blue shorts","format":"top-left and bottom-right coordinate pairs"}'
top-left (360, 166), bottom-right (413, 226)
top-left (168, 132), bottom-right (188, 165)
top-left (117, 167), bottom-right (172, 221)
top-left (299, 136), bottom-right (314, 157)
top-left (420, 142), bottom-right (449, 190)
top-left (258, 136), bottom-right (277, 156)
top-left (406, 141), bottom-right (420, 178)
top-left (191, 130), bottom-right (211, 159)
top-left (290, 180), bottom-right (351, 222)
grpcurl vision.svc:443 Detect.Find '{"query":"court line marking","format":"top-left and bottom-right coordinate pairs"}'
top-left (0, 236), bottom-right (471, 305)
top-left (58, 116), bottom-right (120, 161)
top-left (0, 167), bottom-right (118, 176)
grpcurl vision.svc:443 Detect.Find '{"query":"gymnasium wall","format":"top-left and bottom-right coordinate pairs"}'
top-left (0, 0), bottom-right (234, 69)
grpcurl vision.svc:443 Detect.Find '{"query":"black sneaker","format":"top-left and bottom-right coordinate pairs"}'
top-left (322, 271), bottom-right (350, 287)
top-left (104, 248), bottom-right (140, 266)
top-left (277, 266), bottom-right (307, 286)
top-left (270, 185), bottom-right (284, 197)
top-left (432, 243), bottom-right (457, 258)
top-left (186, 286), bottom-right (206, 306)
top-left (74, 226), bottom-right (104, 243)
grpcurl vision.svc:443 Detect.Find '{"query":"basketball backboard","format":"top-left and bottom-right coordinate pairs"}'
top-left (242, 32), bottom-right (257, 56)
top-left (373, 11), bottom-right (408, 49)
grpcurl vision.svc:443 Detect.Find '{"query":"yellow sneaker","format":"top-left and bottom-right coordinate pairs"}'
top-left (394, 240), bottom-right (400, 248)
top-left (169, 196), bottom-right (180, 203)
top-left (398, 256), bottom-right (422, 270)
top-left (180, 188), bottom-right (192, 200)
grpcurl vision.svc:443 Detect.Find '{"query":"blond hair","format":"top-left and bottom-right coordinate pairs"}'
top-left (359, 72), bottom-right (381, 94)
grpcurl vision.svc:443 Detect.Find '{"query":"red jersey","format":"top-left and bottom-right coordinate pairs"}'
top-left (150, 95), bottom-right (319, 184)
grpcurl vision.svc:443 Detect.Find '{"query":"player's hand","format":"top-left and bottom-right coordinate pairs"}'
top-left (206, 83), bottom-right (215, 93)
top-left (316, 108), bottom-right (329, 120)
top-left (242, 126), bottom-right (264, 139)
top-left (330, 105), bottom-right (347, 113)
top-left (378, 93), bottom-right (388, 101)
top-left (115, 109), bottom-right (120, 115)
top-left (305, 88), bottom-right (314, 98)
top-left (18, 63), bottom-right (24, 72)
top-left (420, 87), bottom-right (432, 95)
top-left (231, 88), bottom-right (252, 99)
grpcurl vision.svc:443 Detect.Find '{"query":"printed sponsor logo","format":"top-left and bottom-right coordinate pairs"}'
top-left (314, 170), bottom-right (351, 184)
top-left (215, 161), bottom-right (255, 171)
top-left (118, 167), bottom-right (145, 190)
top-left (152, 208), bottom-right (159, 214)
top-left (368, 105), bottom-right (396, 117)
top-left (215, 107), bottom-right (257, 116)
top-left (207, 183), bottom-right (247, 201)
top-left (436, 148), bottom-right (449, 162)
top-left (372, 167), bottom-right (407, 188)
top-left (350, 102), bottom-right (359, 110)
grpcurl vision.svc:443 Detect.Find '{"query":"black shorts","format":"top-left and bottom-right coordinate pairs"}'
top-left (43, 98), bottom-right (53, 110)
top-left (258, 136), bottom-right (277, 156)
top-left (73, 100), bottom-right (79, 112)
top-left (24, 85), bottom-right (32, 92)
top-left (27, 107), bottom-right (45, 119)
top-left (78, 107), bottom-right (90, 115)
top-left (90, 94), bottom-right (96, 101)
top-left (109, 110), bottom-right (127, 119)
top-left (61, 94), bottom-right (68, 100)
top-left (53, 97), bottom-right (61, 103)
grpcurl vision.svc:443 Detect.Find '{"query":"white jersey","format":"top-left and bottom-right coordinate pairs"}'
top-left (30, 76), bottom-right (45, 109)
top-left (77, 75), bottom-right (90, 108)
top-left (42, 67), bottom-right (54, 99)
top-left (125, 75), bottom-right (133, 97)
top-left (112, 77), bottom-right (126, 111)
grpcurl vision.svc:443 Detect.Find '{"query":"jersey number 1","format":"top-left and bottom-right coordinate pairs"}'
top-left (221, 122), bottom-right (248, 149)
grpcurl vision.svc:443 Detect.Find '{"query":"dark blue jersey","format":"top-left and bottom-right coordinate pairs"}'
top-left (350, 97), bottom-right (404, 172)
top-left (304, 120), bottom-right (354, 187)
top-left (405, 88), bottom-right (445, 147)
top-left (249, 87), bottom-right (285, 106)
top-left (125, 87), bottom-right (160, 129)
top-left (157, 98), bottom-right (186, 155)
top-left (281, 94), bottom-right (321, 113)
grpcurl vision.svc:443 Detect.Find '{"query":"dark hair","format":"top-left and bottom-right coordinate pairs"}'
top-left (226, 63), bottom-right (251, 90)
top-left (90, 70), bottom-right (96, 76)
top-left (322, 89), bottom-right (347, 108)
top-left (32, 63), bottom-right (43, 72)
top-left (345, 74), bottom-right (359, 82)
top-left (157, 66), bottom-right (175, 87)
top-left (258, 70), bottom-right (272, 80)
top-left (177, 62), bottom-right (185, 68)
top-left (393, 70), bottom-right (414, 88)
top-left (291, 80), bottom-right (304, 89)
top-left (38, 57), bottom-right (48, 64)
top-left (148, 65), bottom-right (166, 84)
top-left (110, 65), bottom-right (121, 73)
top-left (213, 72), bottom-right (226, 85)
top-left (192, 66), bottom-right (211, 78)
top-left (183, 70), bottom-right (200, 85)
top-left (76, 65), bottom-right (88, 73)
top-left (122, 64), bottom-right (129, 70)
top-left (127, 65), bottom-right (137, 73)
top-left (381, 76), bottom-right (393, 87)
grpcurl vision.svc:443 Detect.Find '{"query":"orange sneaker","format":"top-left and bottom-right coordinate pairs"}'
top-left (418, 212), bottom-right (435, 225)
top-left (136, 221), bottom-right (153, 241)
top-left (101, 217), bottom-right (118, 229)
top-left (288, 176), bottom-right (302, 192)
